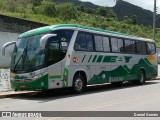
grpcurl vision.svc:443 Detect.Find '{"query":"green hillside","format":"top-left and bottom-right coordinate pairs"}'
top-left (53, 0), bottom-right (160, 27)
top-left (0, 0), bottom-right (160, 47)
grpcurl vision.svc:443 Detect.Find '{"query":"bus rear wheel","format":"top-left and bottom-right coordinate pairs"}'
top-left (132, 70), bottom-right (145, 85)
top-left (138, 70), bottom-right (145, 85)
top-left (72, 74), bottom-right (86, 93)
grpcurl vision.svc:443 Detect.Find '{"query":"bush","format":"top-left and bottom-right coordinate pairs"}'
top-left (43, 2), bottom-right (56, 17)
top-left (99, 22), bottom-right (108, 29)
top-left (33, 2), bottom-right (56, 17)
top-left (56, 3), bottom-right (77, 20)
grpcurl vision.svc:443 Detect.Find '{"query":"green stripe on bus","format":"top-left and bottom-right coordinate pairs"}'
top-left (103, 56), bottom-right (117, 62)
top-left (49, 75), bottom-right (62, 79)
top-left (123, 65), bottom-right (130, 73)
top-left (96, 55), bottom-right (103, 62)
top-left (88, 55), bottom-right (92, 62)
top-left (82, 55), bottom-right (86, 62)
top-left (92, 55), bottom-right (98, 62)
top-left (124, 56), bottom-right (132, 63)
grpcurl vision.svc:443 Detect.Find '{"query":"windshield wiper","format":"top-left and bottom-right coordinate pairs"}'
top-left (13, 47), bottom-right (28, 71)
top-left (13, 55), bottom-right (22, 70)
top-left (22, 48), bottom-right (30, 69)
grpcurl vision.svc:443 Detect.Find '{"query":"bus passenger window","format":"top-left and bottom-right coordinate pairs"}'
top-left (86, 34), bottom-right (94, 51)
top-left (111, 38), bottom-right (124, 53)
top-left (118, 39), bottom-right (124, 53)
top-left (94, 35), bottom-right (103, 51)
top-left (136, 41), bottom-right (146, 54)
top-left (111, 38), bottom-right (119, 52)
top-left (102, 37), bottom-right (110, 52)
top-left (125, 40), bottom-right (136, 54)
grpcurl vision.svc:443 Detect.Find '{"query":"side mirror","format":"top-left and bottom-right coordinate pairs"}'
top-left (2, 41), bottom-right (16, 56)
top-left (40, 34), bottom-right (57, 49)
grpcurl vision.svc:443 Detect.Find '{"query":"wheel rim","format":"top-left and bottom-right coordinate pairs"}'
top-left (75, 78), bottom-right (83, 91)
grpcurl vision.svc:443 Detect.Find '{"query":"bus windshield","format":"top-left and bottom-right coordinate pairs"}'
top-left (11, 34), bottom-right (45, 72)
top-left (11, 29), bottom-right (74, 73)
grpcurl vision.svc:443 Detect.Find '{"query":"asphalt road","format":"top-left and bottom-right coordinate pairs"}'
top-left (0, 79), bottom-right (160, 120)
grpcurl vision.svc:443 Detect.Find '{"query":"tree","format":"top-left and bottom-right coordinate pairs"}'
top-left (85, 8), bottom-right (95, 14)
top-left (56, 3), bottom-right (77, 20)
top-left (32, 0), bottom-right (43, 7)
top-left (77, 4), bottom-right (85, 12)
top-left (43, 2), bottom-right (56, 17)
top-left (107, 10), bottom-right (117, 20)
top-left (131, 15), bottom-right (137, 25)
top-left (123, 16), bottom-right (133, 24)
top-left (32, 0), bottom-right (43, 12)
top-left (96, 7), bottom-right (107, 16)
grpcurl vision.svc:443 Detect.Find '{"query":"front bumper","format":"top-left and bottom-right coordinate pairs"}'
top-left (11, 75), bottom-right (48, 91)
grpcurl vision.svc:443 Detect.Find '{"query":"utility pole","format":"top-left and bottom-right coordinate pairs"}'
top-left (153, 0), bottom-right (157, 40)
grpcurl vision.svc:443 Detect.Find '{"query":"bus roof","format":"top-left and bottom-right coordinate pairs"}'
top-left (19, 24), bottom-right (154, 42)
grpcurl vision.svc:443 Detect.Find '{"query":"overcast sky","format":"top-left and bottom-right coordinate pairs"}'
top-left (80, 0), bottom-right (160, 14)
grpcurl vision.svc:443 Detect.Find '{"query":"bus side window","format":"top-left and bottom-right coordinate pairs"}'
top-left (124, 40), bottom-right (136, 54)
top-left (111, 38), bottom-right (124, 53)
top-left (111, 38), bottom-right (119, 52)
top-left (136, 41), bottom-right (146, 54)
top-left (118, 39), bottom-right (124, 53)
top-left (102, 37), bottom-right (110, 52)
top-left (147, 42), bottom-right (156, 55)
top-left (94, 35), bottom-right (104, 51)
top-left (74, 33), bottom-right (87, 51)
top-left (86, 34), bottom-right (94, 51)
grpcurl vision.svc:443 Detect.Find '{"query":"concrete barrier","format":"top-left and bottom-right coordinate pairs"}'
top-left (0, 69), bottom-right (11, 92)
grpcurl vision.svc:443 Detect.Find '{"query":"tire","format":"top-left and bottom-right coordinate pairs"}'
top-left (132, 70), bottom-right (145, 85)
top-left (131, 70), bottom-right (145, 85)
top-left (72, 74), bottom-right (86, 93)
top-left (138, 70), bottom-right (145, 84)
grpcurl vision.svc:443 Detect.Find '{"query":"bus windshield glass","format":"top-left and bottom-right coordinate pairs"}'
top-left (11, 34), bottom-right (45, 72)
top-left (11, 29), bottom-right (74, 73)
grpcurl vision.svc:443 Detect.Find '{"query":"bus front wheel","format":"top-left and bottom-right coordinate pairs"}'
top-left (72, 74), bottom-right (86, 93)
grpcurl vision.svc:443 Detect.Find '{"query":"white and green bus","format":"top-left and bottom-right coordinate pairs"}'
top-left (2, 24), bottom-right (158, 93)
